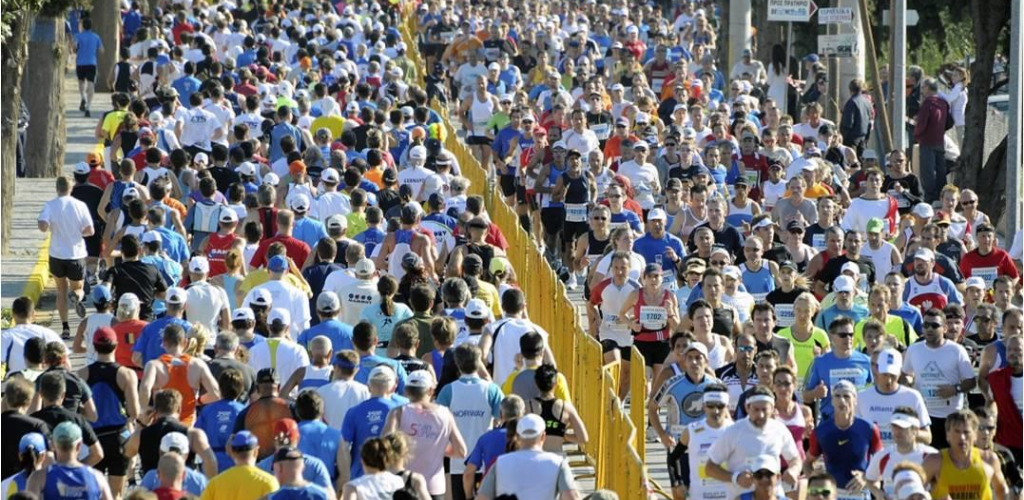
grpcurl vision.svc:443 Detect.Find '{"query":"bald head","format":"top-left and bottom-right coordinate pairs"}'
top-left (157, 453), bottom-right (185, 487)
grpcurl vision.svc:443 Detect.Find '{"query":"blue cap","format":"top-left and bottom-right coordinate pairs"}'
top-left (19, 433), bottom-right (46, 453)
top-left (332, 356), bottom-right (357, 369)
top-left (268, 255), bottom-right (288, 272)
top-left (804, 53), bottom-right (820, 63)
top-left (91, 284), bottom-right (112, 303)
top-left (230, 431), bottom-right (259, 450)
top-left (53, 421), bottom-right (83, 445)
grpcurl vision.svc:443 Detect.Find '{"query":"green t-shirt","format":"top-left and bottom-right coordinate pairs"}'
top-left (776, 326), bottom-right (831, 383)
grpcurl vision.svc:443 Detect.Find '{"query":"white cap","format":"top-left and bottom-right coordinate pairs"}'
top-left (876, 348), bottom-right (903, 376)
top-left (841, 262), bottom-right (861, 276)
top-left (269, 307), bottom-right (291, 326)
top-left (165, 287), bottom-right (187, 305)
top-left (321, 168), bottom-right (340, 183)
top-left (912, 247), bottom-right (935, 262)
top-left (325, 215), bottom-right (347, 230)
top-left (748, 454), bottom-right (780, 474)
top-left (890, 413), bottom-right (922, 429)
top-left (722, 265), bottom-right (742, 280)
top-left (646, 208), bottom-right (667, 222)
top-left (634, 112), bottom-right (650, 124)
top-left (288, 193), bottom-right (311, 212)
top-left (465, 298), bottom-right (489, 319)
top-left (965, 276), bottom-right (986, 290)
top-left (316, 291), bottom-right (341, 313)
top-left (551, 140), bottom-right (568, 150)
top-left (832, 379), bottom-right (858, 395)
top-left (263, 172), bottom-right (281, 187)
top-left (141, 231), bottom-right (162, 244)
top-left (160, 432), bottom-right (190, 454)
top-left (249, 288), bottom-right (272, 307)
top-left (231, 307), bottom-right (255, 322)
top-left (118, 293), bottom-right (140, 309)
top-left (632, 140), bottom-right (649, 150)
top-left (406, 370), bottom-right (435, 388)
top-left (354, 258), bottom-right (376, 277)
top-left (709, 247), bottom-right (730, 259)
top-left (219, 209), bottom-right (239, 223)
top-left (194, 152), bottom-right (209, 165)
top-left (833, 275), bottom-right (856, 293)
top-left (912, 203), bottom-right (934, 219)
top-left (188, 256), bottom-right (210, 274)
top-left (237, 161), bottom-right (257, 177)
top-left (74, 162), bottom-right (91, 175)
top-left (897, 482), bottom-right (931, 500)
top-left (516, 414), bottom-right (546, 438)
top-left (122, 187), bottom-right (140, 200)
top-left (683, 342), bottom-right (709, 358)
top-left (368, 364), bottom-right (396, 383)
top-left (409, 145), bottom-right (427, 160)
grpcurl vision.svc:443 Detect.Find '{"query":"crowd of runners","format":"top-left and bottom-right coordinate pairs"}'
top-left (1, 0), bottom-right (1023, 499)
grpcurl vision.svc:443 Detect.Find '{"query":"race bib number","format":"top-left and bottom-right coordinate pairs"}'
top-left (751, 292), bottom-right (768, 303)
top-left (603, 314), bottom-right (630, 334)
top-left (837, 489), bottom-right (870, 500)
top-left (662, 270), bottom-right (678, 292)
top-left (639, 306), bottom-right (668, 330)
top-left (812, 234), bottom-right (826, 251)
top-left (565, 203), bottom-right (588, 223)
top-left (592, 123), bottom-right (610, 140)
top-left (776, 304), bottom-right (795, 328)
top-left (829, 367), bottom-right (865, 388)
top-left (972, 267), bottom-right (998, 288)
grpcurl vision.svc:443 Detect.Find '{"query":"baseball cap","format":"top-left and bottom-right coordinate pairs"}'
top-left (489, 256), bottom-right (511, 276)
top-left (832, 379), bottom-right (857, 395)
top-left (876, 348), bottom-right (903, 376)
top-left (19, 433), bottom-right (46, 454)
top-left (74, 162), bottom-right (91, 175)
top-left (897, 482), bottom-right (931, 500)
top-left (409, 145), bottom-right (427, 160)
top-left (465, 298), bottom-right (489, 319)
top-left (118, 292), bottom-right (140, 310)
top-left (752, 217), bottom-right (775, 230)
top-left (230, 430), bottom-right (259, 450)
top-left (273, 446), bottom-right (303, 463)
top-left (85, 152), bottom-right (103, 166)
top-left (165, 287), bottom-right (187, 305)
top-left (316, 291), bottom-right (341, 313)
top-left (463, 254), bottom-right (484, 273)
top-left (321, 168), bottom-right (340, 184)
top-left (866, 217), bottom-right (885, 234)
top-left (863, 149), bottom-right (878, 160)
top-left (194, 152), bottom-right (209, 165)
top-left (249, 288), bottom-right (272, 307)
top-left (683, 342), bottom-right (709, 358)
top-left (354, 258), bottom-right (376, 277)
top-left (368, 365), bottom-right (396, 383)
top-left (632, 140), bottom-right (649, 150)
top-left (92, 326), bottom-right (117, 345)
top-left (53, 421), bottom-right (83, 445)
top-left (647, 208), bottom-right (667, 222)
top-left (722, 265), bottom-right (742, 280)
top-left (965, 276), bottom-right (986, 290)
top-left (268, 255), bottom-right (289, 272)
top-left (288, 193), bottom-right (311, 212)
top-left (912, 203), bottom-right (934, 219)
top-left (516, 414), bottom-right (546, 438)
top-left (237, 161), bottom-right (257, 177)
top-left (160, 432), bottom-right (190, 454)
top-left (256, 368), bottom-right (280, 385)
top-left (748, 454), bottom-right (780, 474)
top-left (402, 252), bottom-right (423, 269)
top-left (219, 209), bottom-right (239, 223)
top-left (269, 307), bottom-right (290, 326)
top-left (189, 256), bottom-right (210, 274)
top-left (141, 231), bottom-right (162, 244)
top-left (833, 275), bottom-right (856, 293)
top-left (551, 140), bottom-right (567, 151)
top-left (262, 172), bottom-right (281, 187)
top-left (232, 307), bottom-right (255, 322)
top-left (913, 247), bottom-right (935, 262)
top-left (709, 247), bottom-right (730, 260)
top-left (890, 413), bottom-right (921, 429)
top-left (933, 211), bottom-right (951, 226)
top-left (804, 53), bottom-right (820, 63)
top-left (406, 370), bottom-right (435, 389)
top-left (841, 262), bottom-right (861, 276)
top-left (325, 215), bottom-right (346, 230)
top-left (804, 146), bottom-right (822, 157)
top-left (91, 284), bottom-right (112, 303)
top-left (780, 260), bottom-right (799, 272)
top-left (786, 220), bottom-right (806, 232)
top-left (635, 113), bottom-right (650, 124)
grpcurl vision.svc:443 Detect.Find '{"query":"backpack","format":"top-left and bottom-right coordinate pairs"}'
top-left (392, 470), bottom-right (420, 500)
top-left (189, 200), bottom-right (222, 234)
top-left (944, 99), bottom-right (955, 131)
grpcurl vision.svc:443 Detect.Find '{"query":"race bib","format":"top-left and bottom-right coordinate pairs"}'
top-left (639, 306), bottom-right (668, 330)
top-left (565, 203), bottom-right (588, 223)
top-left (592, 123), bottom-right (610, 140)
top-left (812, 234), bottom-right (826, 251)
top-left (751, 292), bottom-right (768, 303)
top-left (776, 304), bottom-right (795, 328)
top-left (662, 270), bottom-right (679, 292)
top-left (829, 367), bottom-right (865, 388)
top-left (837, 489), bottom-right (870, 500)
top-left (603, 314), bottom-right (630, 335)
top-left (972, 267), bottom-right (998, 288)
top-left (669, 424), bottom-right (686, 437)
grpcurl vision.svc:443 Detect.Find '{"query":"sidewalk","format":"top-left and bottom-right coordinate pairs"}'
top-left (1, 71), bottom-right (112, 328)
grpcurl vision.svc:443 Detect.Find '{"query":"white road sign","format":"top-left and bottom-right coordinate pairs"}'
top-left (818, 33), bottom-right (860, 57)
top-left (818, 7), bottom-right (854, 24)
top-left (768, 0), bottom-right (818, 22)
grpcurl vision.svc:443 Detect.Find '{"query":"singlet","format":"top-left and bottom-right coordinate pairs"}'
top-left (531, 398), bottom-right (567, 438)
top-left (686, 419), bottom-right (731, 500)
top-left (657, 365), bottom-right (719, 431)
top-left (711, 306), bottom-right (735, 339)
top-left (159, 353), bottom-right (197, 425)
top-left (122, 222), bottom-right (147, 243)
top-left (388, 229), bottom-right (415, 280)
top-left (740, 262), bottom-right (776, 303)
top-left (43, 464), bottom-right (102, 500)
top-left (466, 244), bottom-right (496, 279)
top-left (777, 326), bottom-right (830, 384)
top-left (469, 93), bottom-right (495, 136)
top-left (82, 313), bottom-right (114, 364)
top-left (539, 164), bottom-right (566, 208)
top-left (775, 405), bottom-right (807, 459)
top-left (204, 232), bottom-right (239, 277)
top-left (562, 173), bottom-right (590, 224)
top-left (725, 198), bottom-right (756, 228)
top-left (634, 289), bottom-right (671, 342)
top-left (932, 449), bottom-right (992, 500)
top-left (703, 334), bottom-right (729, 371)
top-left (86, 361), bottom-right (127, 435)
top-left (140, 417), bottom-right (189, 473)
top-left (258, 207), bottom-right (279, 240)
top-left (904, 276), bottom-right (951, 312)
top-left (586, 232), bottom-right (611, 265)
top-left (298, 364), bottom-right (332, 391)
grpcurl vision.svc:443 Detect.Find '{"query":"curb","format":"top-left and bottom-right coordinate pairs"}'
top-left (20, 235), bottom-right (51, 304)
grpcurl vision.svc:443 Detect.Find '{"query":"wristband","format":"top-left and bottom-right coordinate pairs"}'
top-left (732, 471), bottom-right (743, 485)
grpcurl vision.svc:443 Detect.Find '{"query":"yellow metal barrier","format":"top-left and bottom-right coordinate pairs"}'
top-left (398, 11), bottom-right (648, 497)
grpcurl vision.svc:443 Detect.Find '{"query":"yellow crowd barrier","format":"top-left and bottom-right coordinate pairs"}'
top-left (398, 9), bottom-right (650, 498)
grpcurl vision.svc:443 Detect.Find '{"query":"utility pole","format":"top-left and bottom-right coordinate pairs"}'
top-left (859, 0), bottom-right (891, 153)
top-left (1006, 0), bottom-right (1022, 239)
top-left (729, 0), bottom-right (752, 74)
top-left (891, 0), bottom-right (907, 152)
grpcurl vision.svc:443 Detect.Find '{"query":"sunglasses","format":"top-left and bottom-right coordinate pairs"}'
top-left (710, 260), bottom-right (728, 266)
top-left (979, 425), bottom-right (997, 432)
top-left (737, 345), bottom-right (755, 353)
top-left (608, 194), bottom-right (623, 199)
top-left (833, 332), bottom-right (855, 339)
top-left (592, 216), bottom-right (609, 221)
top-left (774, 380), bottom-right (793, 387)
top-left (705, 403), bottom-right (727, 410)
top-left (753, 470), bottom-right (776, 480)
top-left (962, 200), bottom-right (977, 205)
top-left (809, 489), bottom-right (833, 497)
top-left (924, 321), bottom-right (944, 329)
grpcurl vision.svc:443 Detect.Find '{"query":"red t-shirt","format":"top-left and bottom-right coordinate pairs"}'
top-left (959, 247), bottom-right (1019, 285)
top-left (153, 487), bottom-right (187, 500)
top-left (112, 319), bottom-right (147, 375)
top-left (249, 235), bottom-right (311, 269)
top-left (88, 168), bottom-right (115, 191)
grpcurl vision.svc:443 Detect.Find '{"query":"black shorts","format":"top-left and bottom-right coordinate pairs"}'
top-left (449, 473), bottom-right (482, 500)
top-left (516, 185), bottom-right (538, 210)
top-left (563, 221), bottom-right (588, 243)
top-left (76, 65), bottom-right (97, 82)
top-left (541, 207), bottom-right (565, 236)
top-left (84, 231), bottom-right (104, 258)
top-left (634, 339), bottom-right (670, 367)
top-left (600, 339), bottom-right (632, 361)
top-left (499, 175), bottom-right (517, 197)
top-left (667, 442), bottom-right (687, 488)
top-left (49, 256), bottom-right (85, 281)
top-left (94, 431), bottom-right (131, 476)
top-left (467, 135), bottom-right (492, 147)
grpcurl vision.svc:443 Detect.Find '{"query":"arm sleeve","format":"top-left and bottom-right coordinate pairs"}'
top-left (487, 384), bottom-right (504, 419)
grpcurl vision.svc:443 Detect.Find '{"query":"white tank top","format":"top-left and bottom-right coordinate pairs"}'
top-left (687, 419), bottom-right (731, 500)
top-left (705, 334), bottom-right (728, 371)
top-left (860, 241), bottom-right (898, 280)
top-left (83, 312), bottom-right (115, 364)
top-left (469, 94), bottom-right (494, 136)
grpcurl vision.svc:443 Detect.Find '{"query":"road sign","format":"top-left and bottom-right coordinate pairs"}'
top-left (818, 7), bottom-right (854, 24)
top-left (881, 9), bottom-right (920, 26)
top-left (768, 0), bottom-right (818, 22)
top-left (818, 34), bottom-right (860, 57)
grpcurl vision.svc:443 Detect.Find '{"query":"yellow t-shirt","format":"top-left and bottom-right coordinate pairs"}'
top-left (502, 367), bottom-right (572, 401)
top-left (346, 212), bottom-right (368, 237)
top-left (310, 115), bottom-right (345, 141)
top-left (200, 465), bottom-right (278, 500)
top-left (238, 269), bottom-right (312, 297)
top-left (853, 315), bottom-right (917, 350)
top-left (474, 281), bottom-right (503, 318)
top-left (776, 326), bottom-right (831, 382)
top-left (101, 110), bottom-right (129, 142)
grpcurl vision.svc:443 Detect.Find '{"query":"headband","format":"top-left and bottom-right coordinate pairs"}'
top-left (703, 391), bottom-right (729, 405)
top-left (746, 394), bottom-right (775, 406)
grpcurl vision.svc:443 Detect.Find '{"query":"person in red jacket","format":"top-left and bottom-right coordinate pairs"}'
top-left (986, 333), bottom-right (1022, 464)
top-left (912, 78), bottom-right (950, 202)
top-left (960, 223), bottom-right (1020, 287)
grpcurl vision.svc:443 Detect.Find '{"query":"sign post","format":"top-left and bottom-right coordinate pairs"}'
top-left (768, 0), bottom-right (818, 116)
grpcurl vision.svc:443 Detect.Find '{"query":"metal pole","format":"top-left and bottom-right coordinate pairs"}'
top-left (859, 0), bottom-right (892, 154)
top-left (785, 21), bottom-right (793, 114)
top-left (892, 0), bottom-right (907, 152)
top-left (1006, 0), bottom-right (1023, 239)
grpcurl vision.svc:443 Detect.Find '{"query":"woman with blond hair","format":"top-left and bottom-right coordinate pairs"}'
top-left (939, 64), bottom-right (970, 145)
top-left (210, 247), bottom-right (246, 310)
top-left (776, 292), bottom-right (830, 388)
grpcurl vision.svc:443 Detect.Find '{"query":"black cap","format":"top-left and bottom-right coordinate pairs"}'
top-left (786, 220), bottom-right (806, 232)
top-left (256, 368), bottom-right (279, 385)
top-left (382, 168), bottom-right (398, 183)
top-left (780, 260), bottom-right (798, 272)
top-left (425, 138), bottom-right (442, 152)
top-left (566, 149), bottom-right (582, 159)
top-left (273, 446), bottom-right (303, 463)
top-left (463, 254), bottom-right (483, 272)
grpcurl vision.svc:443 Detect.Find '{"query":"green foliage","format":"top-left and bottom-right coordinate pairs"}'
top-left (1, 308), bottom-right (12, 329)
top-left (875, 3), bottom-right (975, 75)
top-left (2, 0), bottom-right (92, 43)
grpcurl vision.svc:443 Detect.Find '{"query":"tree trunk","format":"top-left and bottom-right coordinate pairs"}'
top-left (1, 10), bottom-right (31, 254)
top-left (22, 15), bottom-right (67, 179)
top-left (91, 0), bottom-right (119, 92)
top-left (976, 137), bottom-right (1007, 225)
top-left (957, 0), bottom-right (1010, 195)
top-left (717, 0), bottom-right (730, 71)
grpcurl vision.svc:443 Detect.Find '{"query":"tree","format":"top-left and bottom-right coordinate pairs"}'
top-left (22, 11), bottom-right (68, 179)
top-left (957, 0), bottom-right (1011, 224)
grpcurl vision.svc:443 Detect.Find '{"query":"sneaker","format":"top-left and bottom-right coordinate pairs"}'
top-left (70, 291), bottom-right (87, 318)
top-left (566, 272), bottom-right (578, 291)
top-left (84, 110), bottom-right (91, 118)
top-left (79, 99), bottom-right (86, 111)
top-left (61, 326), bottom-right (71, 340)
top-left (646, 425), bottom-right (658, 443)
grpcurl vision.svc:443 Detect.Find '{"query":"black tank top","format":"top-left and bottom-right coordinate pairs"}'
top-left (140, 417), bottom-right (189, 473)
top-left (86, 361), bottom-right (127, 435)
top-left (466, 243), bottom-right (496, 278)
top-left (562, 173), bottom-right (589, 204)
top-left (534, 398), bottom-right (567, 437)
top-left (114, 61), bottom-right (134, 93)
top-left (712, 306), bottom-right (735, 338)
top-left (587, 231), bottom-right (610, 258)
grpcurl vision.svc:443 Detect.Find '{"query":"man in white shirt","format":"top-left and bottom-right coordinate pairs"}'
top-left (478, 288), bottom-right (556, 387)
top-left (0, 297), bottom-right (64, 377)
top-left (243, 255), bottom-right (311, 334)
top-left (203, 85), bottom-right (235, 147)
top-left (729, 49), bottom-right (768, 85)
top-left (857, 348), bottom-right (932, 446)
top-left (864, 408), bottom-right (937, 500)
top-left (39, 176), bottom-right (95, 337)
top-left (248, 308), bottom-right (310, 395)
top-left (316, 350), bottom-right (370, 430)
top-left (473, 414), bottom-right (579, 500)
top-left (312, 169), bottom-right (350, 221)
top-left (179, 93), bottom-right (224, 155)
top-left (561, 109), bottom-right (600, 158)
top-left (398, 145), bottom-right (432, 194)
top-left (616, 140), bottom-right (661, 211)
top-left (337, 258), bottom-right (380, 325)
top-left (183, 256), bottom-right (231, 334)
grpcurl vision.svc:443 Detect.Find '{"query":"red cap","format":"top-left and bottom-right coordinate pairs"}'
top-left (533, 126), bottom-right (547, 137)
top-left (93, 327), bottom-right (117, 345)
top-left (273, 418), bottom-right (300, 444)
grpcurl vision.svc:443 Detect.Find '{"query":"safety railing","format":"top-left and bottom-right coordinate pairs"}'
top-left (398, 10), bottom-right (650, 498)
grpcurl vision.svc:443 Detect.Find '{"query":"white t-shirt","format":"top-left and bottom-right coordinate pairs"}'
top-left (203, 101), bottom-right (235, 146)
top-left (860, 240), bottom-right (900, 280)
top-left (902, 341), bottom-right (974, 418)
top-left (248, 337), bottom-right (309, 393)
top-left (323, 269), bottom-right (357, 297)
top-left (312, 191), bottom-right (351, 221)
top-left (337, 279), bottom-right (380, 325)
top-left (487, 318), bottom-right (551, 387)
top-left (398, 166), bottom-right (432, 198)
top-left (40, 196), bottom-right (94, 260)
top-left (317, 378), bottom-right (371, 429)
top-left (706, 417), bottom-right (802, 500)
top-left (562, 129), bottom-right (600, 158)
top-left (179, 107), bottom-right (222, 151)
top-left (594, 251), bottom-right (646, 282)
top-left (242, 280), bottom-right (311, 335)
top-left (864, 444), bottom-right (937, 497)
top-left (856, 385), bottom-right (931, 446)
top-left (616, 160), bottom-right (660, 209)
top-left (1, 324), bottom-right (64, 375)
top-left (185, 281), bottom-right (230, 334)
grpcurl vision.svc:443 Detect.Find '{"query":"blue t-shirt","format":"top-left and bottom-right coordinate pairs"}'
top-left (632, 233), bottom-right (686, 286)
top-left (359, 303), bottom-right (413, 344)
top-left (804, 351), bottom-right (873, 418)
top-left (266, 484), bottom-right (332, 500)
top-left (354, 354), bottom-right (408, 394)
top-left (341, 395), bottom-right (408, 478)
top-left (610, 210), bottom-right (643, 233)
top-left (809, 416), bottom-right (881, 487)
top-left (491, 127), bottom-right (523, 174)
top-left (890, 304), bottom-right (924, 335)
top-left (293, 218), bottom-right (329, 252)
top-left (257, 454), bottom-right (332, 490)
top-left (154, 226), bottom-right (189, 264)
top-left (74, 31), bottom-right (103, 66)
top-left (269, 123), bottom-right (304, 163)
top-left (135, 316), bottom-right (192, 364)
top-left (296, 319), bottom-right (355, 354)
top-left (171, 75), bottom-right (202, 108)
top-left (194, 399), bottom-right (246, 473)
top-left (140, 468), bottom-right (208, 496)
top-left (355, 227), bottom-right (387, 257)
top-left (465, 426), bottom-right (509, 472)
top-left (816, 304), bottom-right (870, 331)
top-left (297, 420), bottom-right (341, 480)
